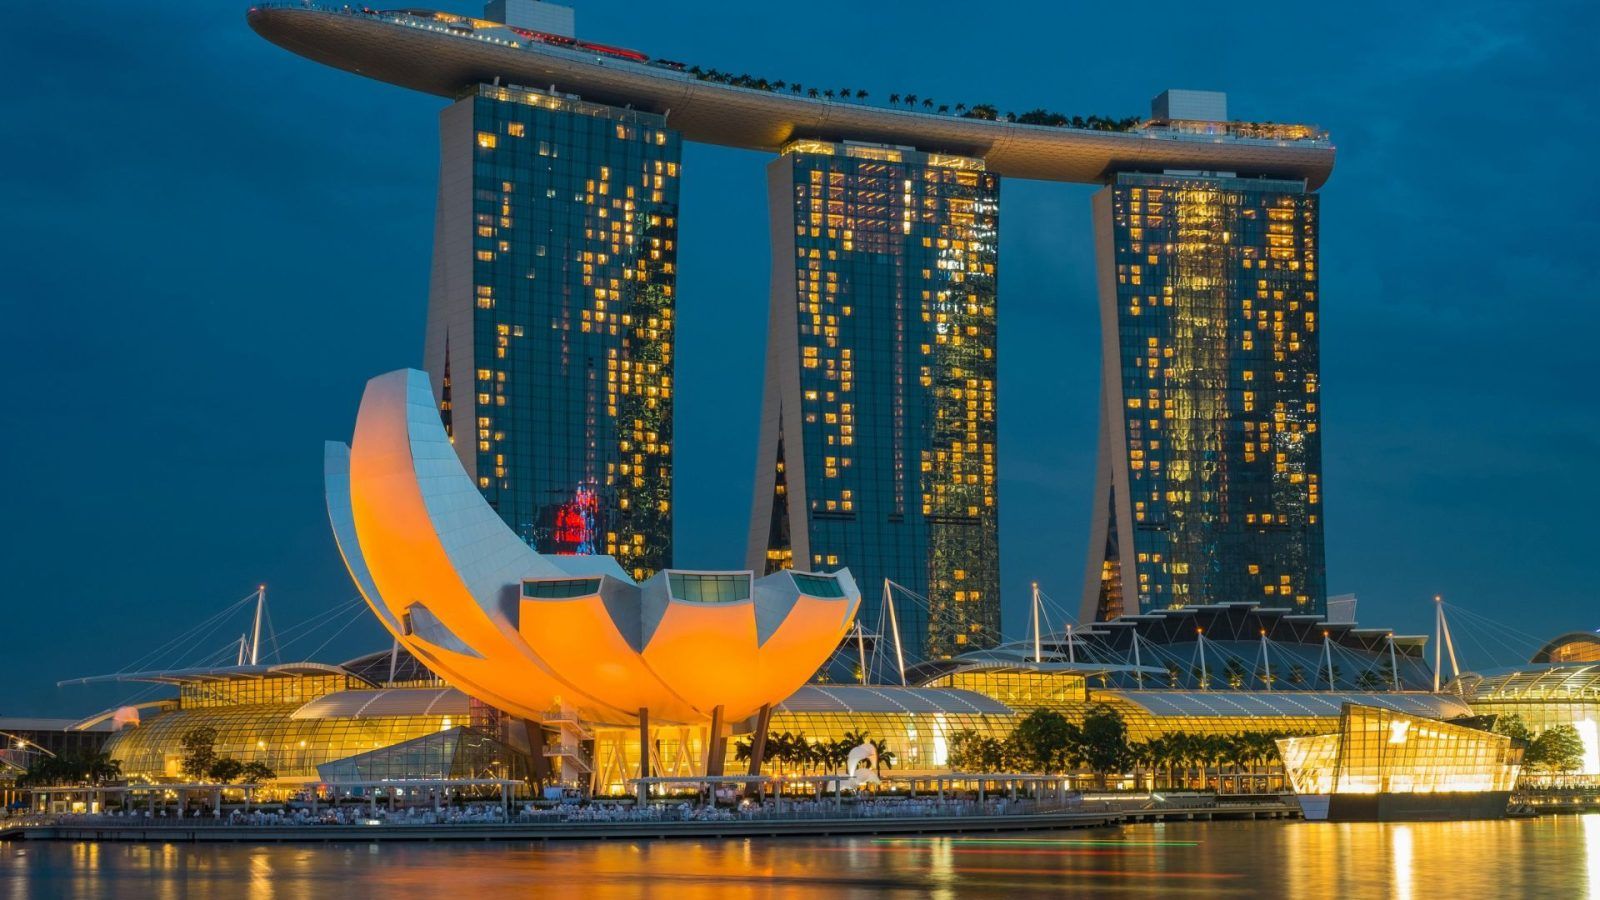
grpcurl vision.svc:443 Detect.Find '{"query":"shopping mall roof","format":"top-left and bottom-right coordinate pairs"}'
top-left (1105, 690), bottom-right (1474, 720)
top-left (57, 663), bottom-right (367, 689)
top-left (907, 648), bottom-right (1166, 686)
top-left (776, 686), bottom-right (1012, 717)
top-left (291, 687), bottom-right (471, 720)
top-left (247, 5), bottom-right (1335, 188)
top-left (1453, 664), bottom-right (1600, 702)
top-left (1530, 633), bottom-right (1600, 665)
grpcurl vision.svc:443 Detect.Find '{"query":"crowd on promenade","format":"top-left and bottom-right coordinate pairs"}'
top-left (31, 793), bottom-right (1079, 828)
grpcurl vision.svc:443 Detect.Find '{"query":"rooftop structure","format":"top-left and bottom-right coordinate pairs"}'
top-left (245, 5), bottom-right (1334, 187)
top-left (1532, 632), bottom-right (1600, 665)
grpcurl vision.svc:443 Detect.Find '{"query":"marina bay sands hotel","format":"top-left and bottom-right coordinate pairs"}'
top-left (250, 1), bottom-right (1333, 661)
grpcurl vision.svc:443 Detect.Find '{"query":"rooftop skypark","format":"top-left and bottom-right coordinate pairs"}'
top-left (247, 3), bottom-right (1335, 186)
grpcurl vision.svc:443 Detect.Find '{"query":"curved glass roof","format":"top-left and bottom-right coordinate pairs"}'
top-left (777, 686), bottom-right (1012, 717)
top-left (1105, 690), bottom-right (1473, 720)
top-left (58, 663), bottom-right (362, 689)
top-left (1455, 664), bottom-right (1600, 701)
top-left (292, 687), bottom-right (471, 720)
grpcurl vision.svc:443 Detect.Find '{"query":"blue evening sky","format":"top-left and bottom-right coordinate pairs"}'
top-left (2, 0), bottom-right (1596, 714)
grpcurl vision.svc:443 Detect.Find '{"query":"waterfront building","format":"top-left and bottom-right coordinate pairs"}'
top-left (425, 82), bottom-right (681, 579)
top-left (1083, 161), bottom-right (1326, 621)
top-left (1278, 704), bottom-right (1521, 821)
top-left (1457, 665), bottom-right (1600, 778)
top-left (327, 367), bottom-right (860, 770)
top-left (747, 140), bottom-right (1001, 660)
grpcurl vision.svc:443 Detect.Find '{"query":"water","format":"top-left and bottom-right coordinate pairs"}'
top-left (4, 816), bottom-right (1597, 898)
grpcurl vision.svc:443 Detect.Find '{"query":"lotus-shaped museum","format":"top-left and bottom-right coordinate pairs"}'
top-left (324, 369), bottom-right (860, 727)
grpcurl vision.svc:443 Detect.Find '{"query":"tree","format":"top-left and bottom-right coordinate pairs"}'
top-left (83, 753), bottom-right (122, 785)
top-left (1223, 658), bottom-right (1247, 690)
top-left (1010, 709), bottom-right (1077, 773)
top-left (1494, 714), bottom-right (1535, 745)
top-left (1529, 726), bottom-right (1585, 774)
top-left (240, 762), bottom-right (277, 784)
top-left (948, 730), bottom-right (1005, 772)
top-left (1079, 704), bottom-right (1131, 789)
top-left (208, 758), bottom-right (245, 784)
top-left (180, 726), bottom-right (219, 781)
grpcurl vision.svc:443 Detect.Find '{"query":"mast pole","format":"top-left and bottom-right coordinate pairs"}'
top-left (1438, 597), bottom-right (1461, 686)
top-left (855, 622), bottom-right (868, 686)
top-left (884, 581), bottom-right (907, 687)
top-left (1030, 582), bottom-right (1042, 663)
top-left (1433, 596), bottom-right (1443, 693)
top-left (1260, 630), bottom-right (1273, 691)
top-left (250, 585), bottom-right (266, 666)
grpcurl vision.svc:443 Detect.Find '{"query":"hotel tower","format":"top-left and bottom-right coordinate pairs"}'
top-left (746, 141), bottom-right (1002, 660)
top-left (1082, 94), bottom-right (1326, 621)
top-left (424, 81), bottom-right (682, 580)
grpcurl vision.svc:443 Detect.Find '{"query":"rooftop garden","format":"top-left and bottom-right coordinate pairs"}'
top-left (683, 67), bottom-right (1144, 132)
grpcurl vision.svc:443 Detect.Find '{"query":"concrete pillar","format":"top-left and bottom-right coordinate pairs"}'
top-left (638, 707), bottom-right (651, 803)
top-left (746, 705), bottom-right (773, 777)
top-left (705, 705), bottom-right (727, 777)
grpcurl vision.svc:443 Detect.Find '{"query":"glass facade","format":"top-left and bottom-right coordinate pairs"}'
top-left (103, 703), bottom-right (458, 782)
top-left (1464, 665), bottom-right (1600, 776)
top-left (750, 140), bottom-right (1001, 661)
top-left (1279, 705), bottom-right (1520, 795)
top-left (315, 726), bottom-right (534, 783)
top-left (1087, 172), bottom-right (1325, 620)
top-left (430, 84), bottom-right (681, 580)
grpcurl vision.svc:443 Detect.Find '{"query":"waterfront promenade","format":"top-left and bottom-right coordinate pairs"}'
top-left (0, 795), bottom-right (1298, 843)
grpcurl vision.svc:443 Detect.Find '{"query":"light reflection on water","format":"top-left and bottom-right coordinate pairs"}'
top-left (2, 817), bottom-right (1595, 899)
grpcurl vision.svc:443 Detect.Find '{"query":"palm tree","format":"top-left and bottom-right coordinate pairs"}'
top-left (807, 88), bottom-right (819, 99)
top-left (954, 103), bottom-right (967, 115)
top-left (937, 104), bottom-right (949, 115)
top-left (791, 83), bottom-right (803, 95)
top-left (922, 98), bottom-right (934, 109)
top-left (855, 90), bottom-right (868, 100)
top-left (870, 738), bottom-right (896, 771)
top-left (888, 93), bottom-right (900, 105)
top-left (823, 90), bottom-right (836, 99)
top-left (904, 94), bottom-right (918, 107)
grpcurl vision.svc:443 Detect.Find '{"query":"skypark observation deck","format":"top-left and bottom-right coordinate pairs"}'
top-left (247, 4), bottom-right (1335, 188)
